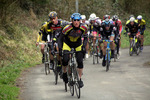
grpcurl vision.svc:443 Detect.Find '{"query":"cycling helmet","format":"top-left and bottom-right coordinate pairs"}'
top-left (89, 13), bottom-right (96, 20)
top-left (71, 13), bottom-right (81, 20)
top-left (130, 17), bottom-right (135, 22)
top-left (81, 15), bottom-right (86, 20)
top-left (103, 15), bottom-right (110, 20)
top-left (112, 15), bottom-right (118, 21)
top-left (137, 15), bottom-right (142, 20)
top-left (48, 11), bottom-right (57, 19)
top-left (129, 15), bottom-right (134, 19)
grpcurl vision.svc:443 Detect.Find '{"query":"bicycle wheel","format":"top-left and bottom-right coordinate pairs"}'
top-left (106, 50), bottom-right (110, 72)
top-left (96, 46), bottom-right (99, 64)
top-left (45, 53), bottom-right (50, 75)
top-left (69, 74), bottom-right (74, 96)
top-left (45, 63), bottom-right (50, 75)
top-left (68, 67), bottom-right (74, 96)
top-left (74, 70), bottom-right (80, 98)
top-left (136, 40), bottom-right (141, 55)
top-left (93, 50), bottom-right (96, 64)
top-left (54, 58), bottom-right (58, 85)
top-left (129, 41), bottom-right (133, 56)
top-left (65, 83), bottom-right (67, 92)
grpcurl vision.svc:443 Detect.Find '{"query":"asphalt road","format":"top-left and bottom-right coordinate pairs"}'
top-left (19, 46), bottom-right (150, 100)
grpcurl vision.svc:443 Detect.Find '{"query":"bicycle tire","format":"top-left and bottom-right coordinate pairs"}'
top-left (106, 50), bottom-right (110, 72)
top-left (45, 63), bottom-right (50, 75)
top-left (93, 51), bottom-right (95, 64)
top-left (69, 73), bottom-right (74, 96)
top-left (136, 40), bottom-right (141, 55)
top-left (74, 70), bottom-right (80, 98)
top-left (54, 58), bottom-right (58, 85)
top-left (65, 83), bottom-right (67, 92)
top-left (68, 67), bottom-right (74, 96)
top-left (96, 46), bottom-right (99, 64)
top-left (129, 41), bottom-right (133, 56)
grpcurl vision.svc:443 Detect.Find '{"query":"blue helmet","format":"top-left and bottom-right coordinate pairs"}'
top-left (71, 13), bottom-right (81, 20)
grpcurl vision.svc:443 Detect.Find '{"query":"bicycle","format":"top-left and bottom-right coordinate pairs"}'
top-left (39, 42), bottom-right (50, 75)
top-left (103, 39), bottom-right (112, 72)
top-left (53, 51), bottom-right (62, 85)
top-left (93, 36), bottom-right (101, 64)
top-left (129, 33), bottom-right (141, 56)
top-left (63, 48), bottom-right (81, 98)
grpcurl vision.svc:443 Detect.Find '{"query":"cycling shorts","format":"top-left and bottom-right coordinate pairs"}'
top-left (62, 42), bottom-right (82, 52)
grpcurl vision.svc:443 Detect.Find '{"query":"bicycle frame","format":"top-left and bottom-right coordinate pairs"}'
top-left (105, 40), bottom-right (111, 61)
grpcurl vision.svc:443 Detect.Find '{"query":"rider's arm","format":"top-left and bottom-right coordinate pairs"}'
top-left (118, 20), bottom-right (123, 35)
top-left (125, 24), bottom-right (129, 33)
top-left (81, 24), bottom-right (88, 47)
top-left (36, 32), bottom-right (42, 43)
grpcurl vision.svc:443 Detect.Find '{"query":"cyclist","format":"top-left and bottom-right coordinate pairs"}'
top-left (37, 11), bottom-right (69, 71)
top-left (89, 13), bottom-right (103, 58)
top-left (125, 17), bottom-right (141, 46)
top-left (100, 17), bottom-right (116, 66)
top-left (112, 15), bottom-right (123, 55)
top-left (136, 15), bottom-right (146, 51)
top-left (36, 20), bottom-right (51, 63)
top-left (126, 15), bottom-right (135, 25)
top-left (81, 15), bottom-right (89, 58)
top-left (58, 13), bottom-right (88, 88)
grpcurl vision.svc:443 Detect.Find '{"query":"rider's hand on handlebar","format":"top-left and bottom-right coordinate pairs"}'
top-left (36, 42), bottom-right (39, 47)
top-left (127, 32), bottom-right (131, 36)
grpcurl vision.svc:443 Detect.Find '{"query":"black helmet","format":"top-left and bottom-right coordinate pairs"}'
top-left (112, 15), bottom-right (118, 21)
top-left (48, 11), bottom-right (57, 19)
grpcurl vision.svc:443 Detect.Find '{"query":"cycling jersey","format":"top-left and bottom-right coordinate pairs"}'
top-left (135, 19), bottom-right (146, 34)
top-left (58, 23), bottom-right (88, 51)
top-left (125, 21), bottom-right (140, 33)
top-left (113, 19), bottom-right (123, 34)
top-left (36, 21), bottom-right (51, 42)
top-left (89, 19), bottom-right (101, 34)
top-left (100, 22), bottom-right (115, 39)
top-left (125, 21), bottom-right (140, 38)
top-left (39, 19), bottom-right (69, 42)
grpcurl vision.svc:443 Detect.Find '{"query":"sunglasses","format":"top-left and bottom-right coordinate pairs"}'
top-left (73, 19), bottom-right (80, 21)
top-left (50, 17), bottom-right (56, 20)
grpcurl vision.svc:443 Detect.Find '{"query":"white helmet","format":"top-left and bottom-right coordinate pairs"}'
top-left (81, 15), bottom-right (86, 20)
top-left (137, 15), bottom-right (142, 20)
top-left (130, 17), bottom-right (135, 22)
top-left (89, 13), bottom-right (96, 20)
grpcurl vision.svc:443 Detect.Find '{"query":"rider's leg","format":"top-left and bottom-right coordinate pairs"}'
top-left (92, 32), bottom-right (97, 52)
top-left (141, 34), bottom-right (144, 50)
top-left (110, 36), bottom-right (115, 58)
top-left (49, 50), bottom-right (54, 69)
top-left (76, 51), bottom-right (84, 87)
top-left (102, 41), bottom-right (107, 66)
top-left (62, 50), bottom-right (70, 83)
top-left (85, 42), bottom-right (89, 58)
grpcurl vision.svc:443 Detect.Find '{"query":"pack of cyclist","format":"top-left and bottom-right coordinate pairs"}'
top-left (36, 11), bottom-right (146, 90)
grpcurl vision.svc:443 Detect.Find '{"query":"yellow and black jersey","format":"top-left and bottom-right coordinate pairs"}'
top-left (37, 19), bottom-right (69, 42)
top-left (135, 19), bottom-right (146, 32)
top-left (62, 23), bottom-right (87, 43)
top-left (125, 21), bottom-right (140, 34)
top-left (58, 23), bottom-right (88, 50)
